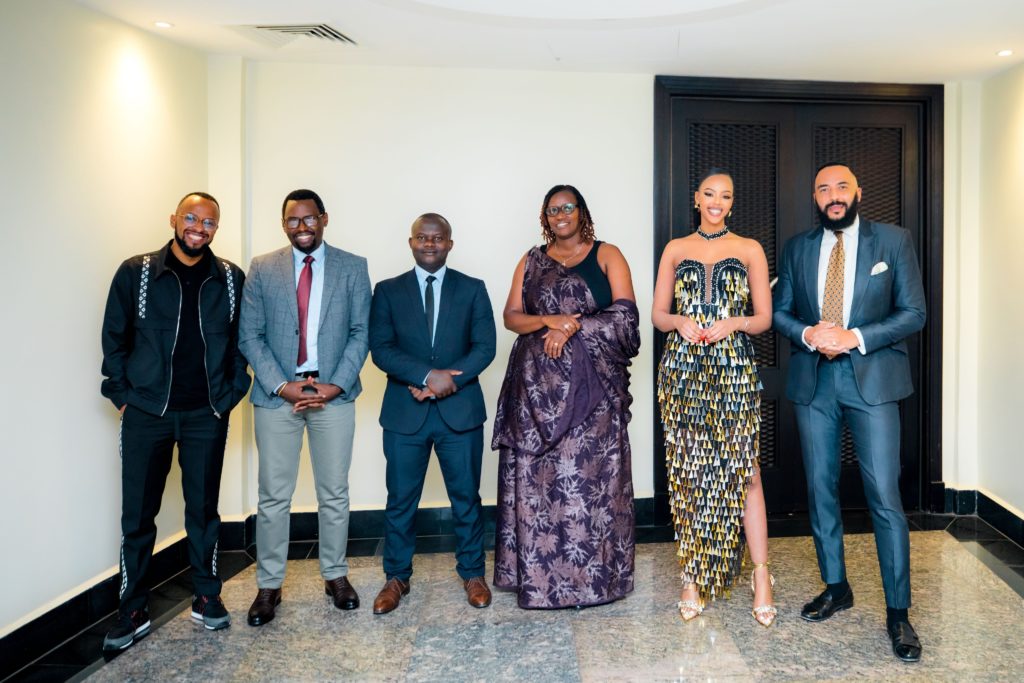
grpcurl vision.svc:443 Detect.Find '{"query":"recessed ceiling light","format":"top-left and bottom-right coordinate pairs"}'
top-left (997, 49), bottom-right (1013, 57)
top-left (154, 21), bottom-right (173, 29)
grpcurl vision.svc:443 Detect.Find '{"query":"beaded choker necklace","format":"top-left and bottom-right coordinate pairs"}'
top-left (696, 227), bottom-right (729, 241)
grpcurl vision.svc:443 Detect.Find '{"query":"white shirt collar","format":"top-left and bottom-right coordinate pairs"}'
top-left (823, 216), bottom-right (860, 242)
top-left (414, 264), bottom-right (447, 284)
top-left (292, 241), bottom-right (326, 266)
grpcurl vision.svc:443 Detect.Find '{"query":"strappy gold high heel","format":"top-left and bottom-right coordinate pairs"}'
top-left (750, 562), bottom-right (777, 627)
top-left (677, 584), bottom-right (704, 622)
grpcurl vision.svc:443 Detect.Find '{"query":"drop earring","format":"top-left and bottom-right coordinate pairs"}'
top-left (728, 210), bottom-right (733, 217)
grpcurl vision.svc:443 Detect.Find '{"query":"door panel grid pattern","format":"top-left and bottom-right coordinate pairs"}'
top-left (686, 121), bottom-right (779, 369)
top-left (814, 126), bottom-right (903, 225)
top-left (758, 400), bottom-right (777, 469)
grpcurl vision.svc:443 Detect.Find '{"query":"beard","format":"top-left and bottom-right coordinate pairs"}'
top-left (175, 232), bottom-right (208, 258)
top-left (816, 195), bottom-right (859, 231)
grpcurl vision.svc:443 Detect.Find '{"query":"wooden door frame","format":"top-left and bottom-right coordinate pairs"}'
top-left (652, 76), bottom-right (944, 524)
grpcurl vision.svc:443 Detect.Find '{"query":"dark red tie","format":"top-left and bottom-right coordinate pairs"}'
top-left (296, 255), bottom-right (314, 366)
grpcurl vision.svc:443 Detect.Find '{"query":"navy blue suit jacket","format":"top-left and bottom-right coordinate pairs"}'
top-left (773, 220), bottom-right (926, 406)
top-left (369, 268), bottom-right (496, 434)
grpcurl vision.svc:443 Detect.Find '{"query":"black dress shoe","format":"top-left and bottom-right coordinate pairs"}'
top-left (800, 587), bottom-right (854, 622)
top-left (325, 576), bottom-right (360, 610)
top-left (247, 588), bottom-right (281, 626)
top-left (887, 620), bottom-right (922, 662)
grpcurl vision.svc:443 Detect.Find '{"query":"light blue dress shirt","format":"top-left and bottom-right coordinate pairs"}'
top-left (294, 242), bottom-right (326, 373)
top-left (414, 264), bottom-right (446, 347)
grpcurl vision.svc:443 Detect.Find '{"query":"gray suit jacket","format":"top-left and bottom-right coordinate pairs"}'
top-left (239, 242), bottom-right (371, 408)
top-left (772, 219), bottom-right (927, 406)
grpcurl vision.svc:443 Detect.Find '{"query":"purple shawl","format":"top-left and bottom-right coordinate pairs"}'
top-left (492, 247), bottom-right (640, 454)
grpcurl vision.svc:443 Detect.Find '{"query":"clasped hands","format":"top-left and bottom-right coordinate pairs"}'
top-left (674, 316), bottom-right (740, 345)
top-left (804, 321), bottom-right (859, 358)
top-left (408, 369), bottom-right (463, 402)
top-left (280, 377), bottom-right (342, 413)
top-left (540, 313), bottom-right (582, 359)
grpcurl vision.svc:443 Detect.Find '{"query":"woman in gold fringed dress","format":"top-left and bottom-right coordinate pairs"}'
top-left (652, 168), bottom-right (776, 626)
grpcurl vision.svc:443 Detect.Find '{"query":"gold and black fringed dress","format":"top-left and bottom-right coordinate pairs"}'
top-left (657, 257), bottom-right (762, 602)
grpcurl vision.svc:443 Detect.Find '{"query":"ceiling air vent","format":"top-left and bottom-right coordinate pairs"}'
top-left (230, 24), bottom-right (357, 48)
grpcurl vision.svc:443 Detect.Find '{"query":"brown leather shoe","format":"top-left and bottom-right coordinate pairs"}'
top-left (325, 576), bottom-right (360, 610)
top-left (463, 576), bottom-right (492, 608)
top-left (247, 588), bottom-right (281, 626)
top-left (372, 578), bottom-right (409, 615)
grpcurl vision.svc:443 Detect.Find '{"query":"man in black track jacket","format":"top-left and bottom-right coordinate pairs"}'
top-left (99, 191), bottom-right (250, 651)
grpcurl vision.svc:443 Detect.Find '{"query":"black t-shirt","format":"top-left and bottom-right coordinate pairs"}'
top-left (165, 249), bottom-right (210, 411)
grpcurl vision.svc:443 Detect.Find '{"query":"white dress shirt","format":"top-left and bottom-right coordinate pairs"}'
top-left (803, 217), bottom-right (866, 354)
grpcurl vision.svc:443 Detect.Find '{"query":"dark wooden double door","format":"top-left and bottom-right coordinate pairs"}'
top-left (653, 78), bottom-right (943, 517)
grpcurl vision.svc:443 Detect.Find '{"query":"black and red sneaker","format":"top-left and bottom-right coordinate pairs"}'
top-left (102, 609), bottom-right (151, 651)
top-left (191, 594), bottom-right (231, 630)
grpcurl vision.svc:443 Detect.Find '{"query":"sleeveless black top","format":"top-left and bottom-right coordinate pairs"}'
top-left (545, 240), bottom-right (613, 309)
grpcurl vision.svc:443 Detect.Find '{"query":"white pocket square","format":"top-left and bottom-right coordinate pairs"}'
top-left (870, 261), bottom-right (889, 276)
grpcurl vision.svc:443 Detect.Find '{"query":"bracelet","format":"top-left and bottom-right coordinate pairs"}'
top-left (743, 318), bottom-right (750, 331)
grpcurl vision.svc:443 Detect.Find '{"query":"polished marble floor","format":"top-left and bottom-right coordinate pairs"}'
top-left (77, 528), bottom-right (1024, 682)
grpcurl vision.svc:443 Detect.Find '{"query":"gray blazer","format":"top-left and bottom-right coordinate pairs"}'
top-left (772, 219), bottom-right (927, 406)
top-left (239, 242), bottom-right (371, 408)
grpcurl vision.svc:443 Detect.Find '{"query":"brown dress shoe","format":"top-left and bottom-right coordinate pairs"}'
top-left (325, 576), bottom-right (360, 610)
top-left (247, 588), bottom-right (281, 626)
top-left (463, 576), bottom-right (492, 608)
top-left (372, 578), bottom-right (410, 615)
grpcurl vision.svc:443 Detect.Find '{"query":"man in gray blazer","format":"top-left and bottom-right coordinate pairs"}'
top-left (239, 188), bottom-right (371, 626)
top-left (773, 163), bottom-right (926, 662)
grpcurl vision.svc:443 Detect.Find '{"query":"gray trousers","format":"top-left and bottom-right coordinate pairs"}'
top-left (794, 355), bottom-right (911, 609)
top-left (254, 401), bottom-right (355, 588)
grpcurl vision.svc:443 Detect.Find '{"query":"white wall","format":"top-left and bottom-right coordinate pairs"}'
top-left (942, 81), bottom-right (982, 492)
top-left (237, 62), bottom-right (655, 514)
top-left (0, 0), bottom-right (214, 635)
top-left (976, 62), bottom-right (1024, 516)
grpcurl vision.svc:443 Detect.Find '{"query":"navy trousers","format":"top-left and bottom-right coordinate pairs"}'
top-left (381, 403), bottom-right (485, 582)
top-left (793, 355), bottom-right (911, 609)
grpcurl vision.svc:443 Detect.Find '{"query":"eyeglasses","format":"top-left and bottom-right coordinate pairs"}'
top-left (544, 203), bottom-right (577, 217)
top-left (284, 214), bottom-right (323, 230)
top-left (178, 213), bottom-right (219, 230)
top-left (412, 234), bottom-right (450, 245)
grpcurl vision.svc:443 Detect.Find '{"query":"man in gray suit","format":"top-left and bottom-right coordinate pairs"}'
top-left (773, 163), bottom-right (926, 662)
top-left (239, 188), bottom-right (371, 625)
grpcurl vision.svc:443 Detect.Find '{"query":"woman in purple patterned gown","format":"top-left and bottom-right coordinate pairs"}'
top-left (492, 184), bottom-right (640, 609)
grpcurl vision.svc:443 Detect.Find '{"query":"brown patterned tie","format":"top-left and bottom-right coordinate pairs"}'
top-left (820, 232), bottom-right (844, 358)
top-left (821, 231), bottom-right (845, 325)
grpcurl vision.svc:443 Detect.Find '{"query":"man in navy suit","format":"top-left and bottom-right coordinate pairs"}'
top-left (368, 213), bottom-right (496, 614)
top-left (773, 163), bottom-right (926, 662)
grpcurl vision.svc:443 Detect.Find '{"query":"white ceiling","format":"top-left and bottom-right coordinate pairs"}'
top-left (77, 0), bottom-right (1023, 82)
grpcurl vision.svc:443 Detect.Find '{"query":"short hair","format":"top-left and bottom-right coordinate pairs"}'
top-left (815, 161), bottom-right (856, 177)
top-left (282, 189), bottom-right (325, 218)
top-left (539, 184), bottom-right (595, 245)
top-left (695, 167), bottom-right (734, 189)
top-left (177, 191), bottom-right (219, 211)
top-left (412, 213), bottom-right (452, 237)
